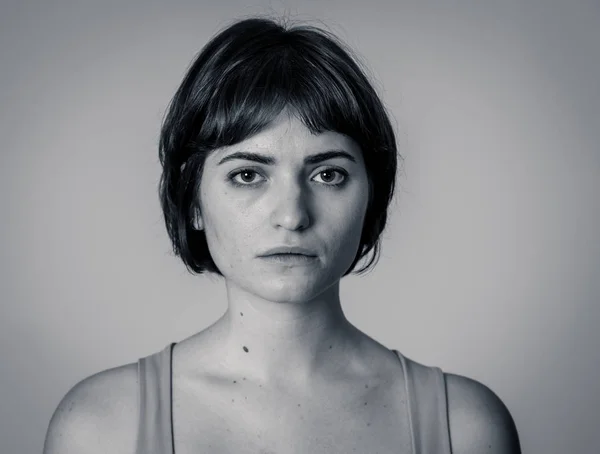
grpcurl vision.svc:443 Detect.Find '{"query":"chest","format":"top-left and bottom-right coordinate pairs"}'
top-left (171, 376), bottom-right (413, 454)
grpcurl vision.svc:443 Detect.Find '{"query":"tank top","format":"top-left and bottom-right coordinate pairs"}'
top-left (136, 343), bottom-right (452, 454)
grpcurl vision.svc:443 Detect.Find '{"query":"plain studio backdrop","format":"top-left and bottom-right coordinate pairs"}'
top-left (1, 1), bottom-right (599, 453)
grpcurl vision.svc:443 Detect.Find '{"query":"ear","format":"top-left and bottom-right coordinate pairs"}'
top-left (191, 205), bottom-right (204, 231)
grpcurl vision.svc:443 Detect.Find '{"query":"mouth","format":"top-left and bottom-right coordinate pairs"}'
top-left (258, 253), bottom-right (317, 265)
top-left (258, 246), bottom-right (317, 257)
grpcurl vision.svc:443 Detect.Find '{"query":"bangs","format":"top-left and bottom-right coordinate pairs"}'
top-left (158, 18), bottom-right (398, 276)
top-left (195, 29), bottom-right (373, 150)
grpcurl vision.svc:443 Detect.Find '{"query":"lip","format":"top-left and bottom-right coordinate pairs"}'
top-left (257, 246), bottom-right (317, 257)
top-left (259, 254), bottom-right (317, 266)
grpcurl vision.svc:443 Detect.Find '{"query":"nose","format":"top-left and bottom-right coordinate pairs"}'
top-left (269, 178), bottom-right (311, 231)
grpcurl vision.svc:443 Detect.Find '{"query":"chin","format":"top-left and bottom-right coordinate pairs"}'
top-left (242, 272), bottom-right (333, 304)
top-left (222, 259), bottom-right (343, 304)
top-left (257, 281), bottom-right (322, 304)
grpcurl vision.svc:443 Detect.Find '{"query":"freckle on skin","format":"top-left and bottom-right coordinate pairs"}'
top-left (367, 422), bottom-right (371, 427)
top-left (364, 402), bottom-right (367, 405)
top-left (240, 312), bottom-right (243, 316)
top-left (365, 384), bottom-right (368, 388)
top-left (233, 380), bottom-right (237, 383)
top-left (243, 346), bottom-right (249, 352)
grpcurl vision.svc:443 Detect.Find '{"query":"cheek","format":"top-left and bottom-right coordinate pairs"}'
top-left (201, 184), bottom-right (236, 239)
top-left (325, 192), bottom-right (369, 249)
top-left (199, 188), bottom-right (231, 257)
top-left (202, 196), bottom-right (257, 266)
top-left (346, 183), bottom-right (370, 228)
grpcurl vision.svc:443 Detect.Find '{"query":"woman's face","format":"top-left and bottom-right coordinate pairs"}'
top-left (195, 110), bottom-right (370, 303)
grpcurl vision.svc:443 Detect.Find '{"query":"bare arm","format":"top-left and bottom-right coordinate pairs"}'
top-left (43, 364), bottom-right (139, 454)
top-left (446, 373), bottom-right (522, 454)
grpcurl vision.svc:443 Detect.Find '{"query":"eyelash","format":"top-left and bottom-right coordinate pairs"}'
top-left (227, 168), bottom-right (349, 188)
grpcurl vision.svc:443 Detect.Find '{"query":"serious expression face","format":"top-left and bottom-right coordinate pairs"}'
top-left (195, 110), bottom-right (370, 304)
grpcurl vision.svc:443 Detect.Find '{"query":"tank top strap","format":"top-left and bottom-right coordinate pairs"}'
top-left (393, 350), bottom-right (452, 454)
top-left (135, 343), bottom-right (176, 454)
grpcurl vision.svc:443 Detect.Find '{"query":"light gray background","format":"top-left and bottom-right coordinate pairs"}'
top-left (1, 1), bottom-right (599, 453)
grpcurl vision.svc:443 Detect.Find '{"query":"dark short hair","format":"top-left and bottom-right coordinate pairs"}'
top-left (158, 17), bottom-right (399, 277)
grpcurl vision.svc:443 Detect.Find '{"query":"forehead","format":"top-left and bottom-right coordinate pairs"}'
top-left (211, 111), bottom-right (362, 161)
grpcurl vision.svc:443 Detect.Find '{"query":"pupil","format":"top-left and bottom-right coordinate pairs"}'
top-left (242, 171), bottom-right (254, 182)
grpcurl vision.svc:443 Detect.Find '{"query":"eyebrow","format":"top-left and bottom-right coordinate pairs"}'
top-left (217, 150), bottom-right (357, 166)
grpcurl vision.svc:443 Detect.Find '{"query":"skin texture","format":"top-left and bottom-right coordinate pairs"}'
top-left (196, 109), bottom-right (369, 304)
top-left (43, 109), bottom-right (521, 454)
top-left (188, 109), bottom-right (372, 387)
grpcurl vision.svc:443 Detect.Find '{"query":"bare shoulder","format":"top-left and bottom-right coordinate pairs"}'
top-left (444, 372), bottom-right (521, 454)
top-left (43, 361), bottom-right (139, 454)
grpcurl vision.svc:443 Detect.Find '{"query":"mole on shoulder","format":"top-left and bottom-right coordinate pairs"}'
top-left (243, 346), bottom-right (249, 352)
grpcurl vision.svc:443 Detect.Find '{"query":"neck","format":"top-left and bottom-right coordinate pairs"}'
top-left (210, 280), bottom-right (359, 386)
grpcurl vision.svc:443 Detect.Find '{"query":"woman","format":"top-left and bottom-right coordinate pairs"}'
top-left (44, 17), bottom-right (521, 454)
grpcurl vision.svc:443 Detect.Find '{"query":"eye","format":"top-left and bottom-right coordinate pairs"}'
top-left (312, 168), bottom-right (348, 186)
top-left (229, 169), bottom-right (266, 186)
